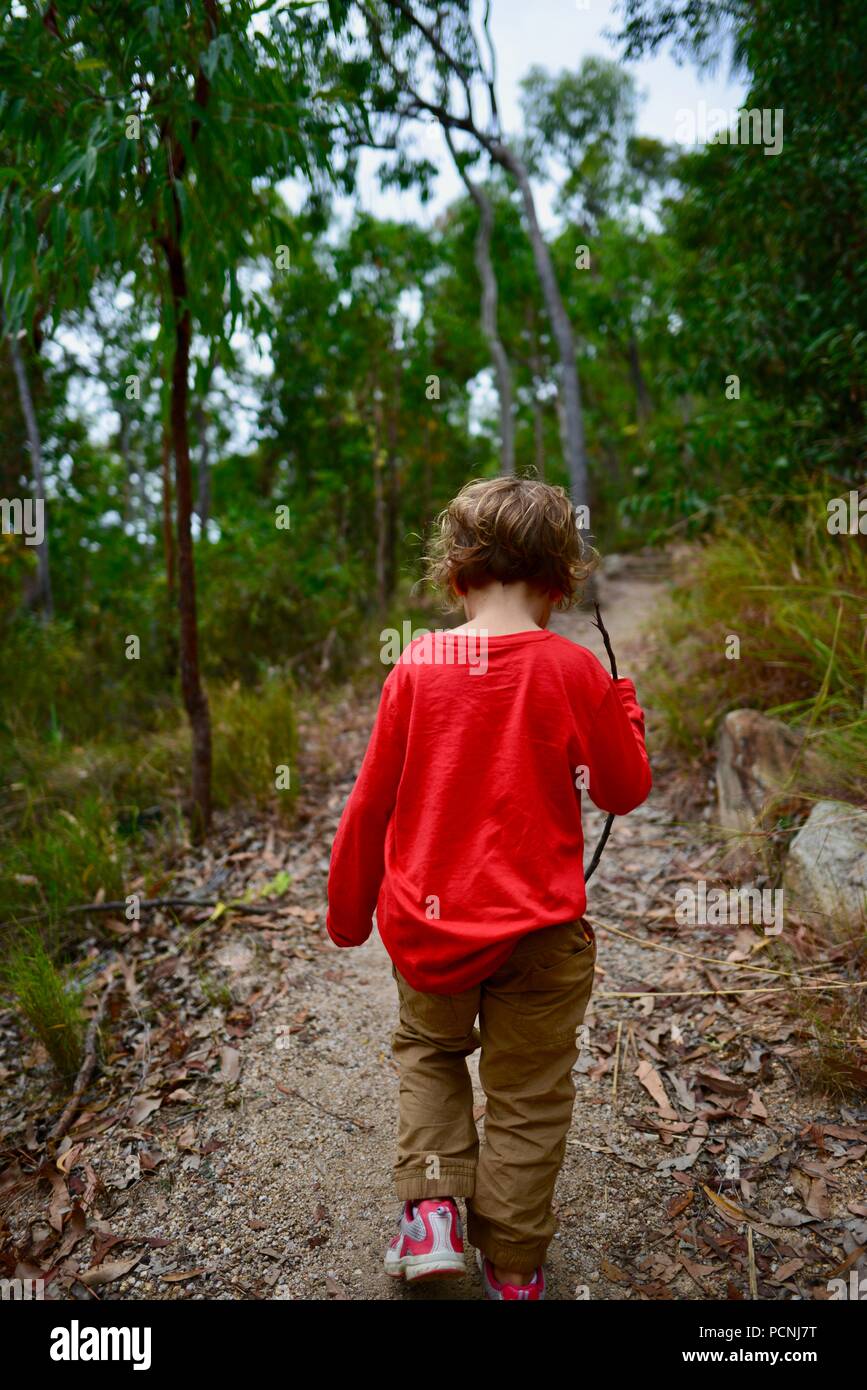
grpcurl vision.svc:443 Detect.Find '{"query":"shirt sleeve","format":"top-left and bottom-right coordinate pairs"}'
top-left (583, 676), bottom-right (652, 816)
top-left (326, 667), bottom-right (408, 947)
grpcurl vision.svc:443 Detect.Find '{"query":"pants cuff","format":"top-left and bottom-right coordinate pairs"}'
top-left (395, 1163), bottom-right (476, 1200)
top-left (466, 1207), bottom-right (549, 1270)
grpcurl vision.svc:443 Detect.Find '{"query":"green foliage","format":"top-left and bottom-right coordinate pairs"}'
top-left (0, 794), bottom-right (124, 926)
top-left (1, 928), bottom-right (86, 1079)
top-left (210, 678), bottom-right (298, 817)
top-left (644, 492), bottom-right (867, 806)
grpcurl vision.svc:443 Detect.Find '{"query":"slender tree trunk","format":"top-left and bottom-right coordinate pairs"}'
top-left (5, 320), bottom-right (53, 618)
top-left (421, 418), bottom-right (433, 540)
top-left (196, 343), bottom-right (217, 526)
top-left (446, 136), bottom-right (515, 474)
top-left (118, 402), bottom-right (133, 526)
top-left (372, 376), bottom-right (388, 613)
top-left (627, 334), bottom-right (653, 428)
top-left (384, 355), bottom-right (400, 599)
top-left (196, 399), bottom-right (211, 527)
top-left (490, 141), bottom-right (589, 508)
top-left (526, 304), bottom-right (546, 480)
top-left (160, 406), bottom-right (176, 597)
top-left (473, 186), bottom-right (515, 475)
top-left (164, 227), bottom-right (212, 839)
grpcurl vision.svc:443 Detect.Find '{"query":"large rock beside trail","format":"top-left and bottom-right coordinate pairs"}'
top-left (716, 709), bottom-right (803, 833)
top-left (784, 800), bottom-right (867, 929)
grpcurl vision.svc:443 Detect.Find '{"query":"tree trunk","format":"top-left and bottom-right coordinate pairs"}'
top-left (160, 409), bottom-right (176, 597)
top-left (118, 401), bottom-right (133, 527)
top-left (6, 322), bottom-right (53, 618)
top-left (628, 334), bottom-right (653, 428)
top-left (196, 399), bottom-right (211, 527)
top-left (491, 140), bottom-right (589, 508)
top-left (164, 228), bottom-right (212, 839)
top-left (473, 185), bottom-right (514, 475)
top-left (372, 377), bottom-right (388, 613)
top-left (526, 304), bottom-right (546, 480)
top-left (447, 138), bottom-right (515, 475)
top-left (384, 356), bottom-right (400, 598)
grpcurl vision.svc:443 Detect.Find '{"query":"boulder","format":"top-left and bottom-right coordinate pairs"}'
top-left (784, 800), bottom-right (867, 930)
top-left (716, 708), bottom-right (803, 833)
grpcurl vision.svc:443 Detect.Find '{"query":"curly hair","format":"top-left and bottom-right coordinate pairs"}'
top-left (425, 476), bottom-right (597, 612)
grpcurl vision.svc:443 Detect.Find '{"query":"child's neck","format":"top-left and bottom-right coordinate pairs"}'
top-left (450, 582), bottom-right (552, 637)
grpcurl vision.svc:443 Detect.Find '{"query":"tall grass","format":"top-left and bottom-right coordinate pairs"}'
top-left (645, 490), bottom-right (867, 805)
top-left (0, 677), bottom-right (299, 936)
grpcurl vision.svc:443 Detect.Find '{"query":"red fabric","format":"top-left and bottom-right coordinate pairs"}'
top-left (326, 629), bottom-right (651, 993)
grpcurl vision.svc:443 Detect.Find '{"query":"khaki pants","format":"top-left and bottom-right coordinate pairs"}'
top-left (390, 918), bottom-right (596, 1270)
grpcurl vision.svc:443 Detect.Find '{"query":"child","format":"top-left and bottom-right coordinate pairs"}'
top-left (326, 477), bottom-right (651, 1300)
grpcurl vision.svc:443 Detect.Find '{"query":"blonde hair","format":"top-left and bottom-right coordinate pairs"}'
top-left (425, 476), bottom-right (597, 611)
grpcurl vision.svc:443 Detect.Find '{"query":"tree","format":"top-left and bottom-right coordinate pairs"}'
top-left (618, 0), bottom-right (867, 479)
top-left (357, 0), bottom-right (591, 508)
top-left (0, 0), bottom-right (360, 834)
top-left (443, 131), bottom-right (514, 475)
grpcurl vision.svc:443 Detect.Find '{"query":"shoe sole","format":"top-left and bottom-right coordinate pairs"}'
top-left (385, 1253), bottom-right (466, 1282)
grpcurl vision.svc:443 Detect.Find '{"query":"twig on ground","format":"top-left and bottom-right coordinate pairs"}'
top-left (49, 978), bottom-right (117, 1143)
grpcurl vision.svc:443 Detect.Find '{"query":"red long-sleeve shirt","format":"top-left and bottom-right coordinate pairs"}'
top-left (326, 628), bottom-right (651, 993)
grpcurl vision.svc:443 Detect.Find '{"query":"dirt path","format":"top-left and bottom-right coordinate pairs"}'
top-left (3, 558), bottom-right (864, 1301)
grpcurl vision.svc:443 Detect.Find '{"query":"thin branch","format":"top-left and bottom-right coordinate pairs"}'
top-left (48, 979), bottom-right (117, 1143)
top-left (584, 604), bottom-right (619, 882)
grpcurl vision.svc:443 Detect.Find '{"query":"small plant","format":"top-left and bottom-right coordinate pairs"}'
top-left (210, 677), bottom-right (299, 818)
top-left (2, 930), bottom-right (86, 1079)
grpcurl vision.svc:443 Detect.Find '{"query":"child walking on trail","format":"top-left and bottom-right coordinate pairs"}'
top-left (326, 477), bottom-right (652, 1301)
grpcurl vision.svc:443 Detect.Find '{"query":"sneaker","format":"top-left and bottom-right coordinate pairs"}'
top-left (477, 1249), bottom-right (546, 1300)
top-left (384, 1198), bottom-right (466, 1282)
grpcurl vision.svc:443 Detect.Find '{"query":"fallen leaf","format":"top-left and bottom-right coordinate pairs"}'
top-left (600, 1257), bottom-right (630, 1284)
top-left (78, 1254), bottom-right (143, 1287)
top-left (220, 1046), bottom-right (241, 1083)
top-left (128, 1095), bottom-right (162, 1125)
top-left (806, 1178), bottom-right (831, 1220)
top-left (667, 1190), bottom-right (695, 1219)
top-left (635, 1060), bottom-right (677, 1119)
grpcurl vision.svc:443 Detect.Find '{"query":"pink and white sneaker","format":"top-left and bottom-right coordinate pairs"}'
top-left (477, 1250), bottom-right (546, 1300)
top-left (384, 1198), bottom-right (466, 1283)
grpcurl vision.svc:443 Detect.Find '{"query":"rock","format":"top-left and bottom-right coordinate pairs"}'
top-left (601, 553), bottom-right (626, 578)
top-left (783, 800), bottom-right (867, 930)
top-left (716, 709), bottom-right (803, 834)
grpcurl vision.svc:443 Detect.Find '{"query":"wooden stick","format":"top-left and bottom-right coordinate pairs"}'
top-left (49, 981), bottom-right (116, 1143)
top-left (595, 980), bottom-right (867, 1000)
top-left (586, 914), bottom-right (844, 984)
top-left (584, 604), bottom-right (619, 883)
top-left (611, 1020), bottom-right (623, 1104)
top-left (2, 895), bottom-right (277, 930)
